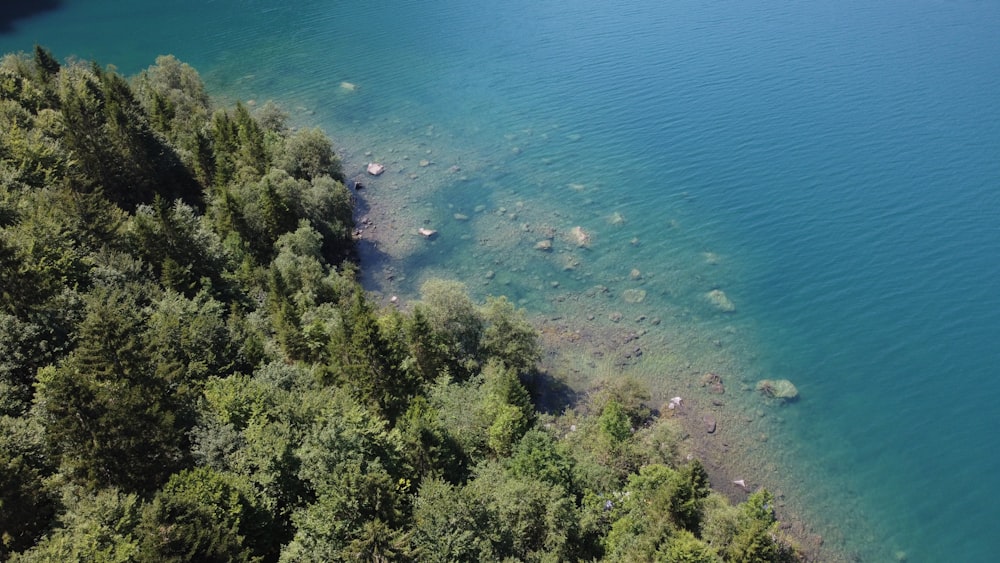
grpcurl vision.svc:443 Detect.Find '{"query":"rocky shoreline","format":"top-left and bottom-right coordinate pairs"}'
top-left (336, 142), bottom-right (842, 562)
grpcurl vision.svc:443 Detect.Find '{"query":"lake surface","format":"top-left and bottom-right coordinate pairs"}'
top-left (4, 0), bottom-right (1000, 560)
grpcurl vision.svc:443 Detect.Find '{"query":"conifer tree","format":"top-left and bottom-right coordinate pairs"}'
top-left (38, 287), bottom-right (187, 492)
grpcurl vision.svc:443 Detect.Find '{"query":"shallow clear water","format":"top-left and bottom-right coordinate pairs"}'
top-left (4, 0), bottom-right (1000, 560)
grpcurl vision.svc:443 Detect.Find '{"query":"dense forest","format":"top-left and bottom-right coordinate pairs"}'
top-left (0, 47), bottom-right (801, 562)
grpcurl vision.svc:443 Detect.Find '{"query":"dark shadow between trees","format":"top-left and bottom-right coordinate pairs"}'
top-left (0, 0), bottom-right (61, 34)
top-left (522, 369), bottom-right (579, 415)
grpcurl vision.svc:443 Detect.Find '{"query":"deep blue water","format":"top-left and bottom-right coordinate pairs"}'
top-left (4, 0), bottom-right (1000, 560)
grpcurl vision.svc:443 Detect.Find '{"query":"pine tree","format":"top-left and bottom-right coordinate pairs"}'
top-left (38, 287), bottom-right (187, 492)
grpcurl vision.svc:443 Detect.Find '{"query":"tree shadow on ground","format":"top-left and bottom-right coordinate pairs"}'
top-left (349, 185), bottom-right (403, 299)
top-left (522, 369), bottom-right (579, 415)
top-left (0, 0), bottom-right (62, 34)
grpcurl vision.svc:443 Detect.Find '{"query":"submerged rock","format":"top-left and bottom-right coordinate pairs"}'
top-left (570, 226), bottom-right (591, 247)
top-left (701, 373), bottom-right (725, 394)
top-left (704, 415), bottom-right (717, 434)
top-left (560, 255), bottom-right (581, 271)
top-left (705, 289), bottom-right (736, 312)
top-left (756, 379), bottom-right (799, 401)
top-left (366, 162), bottom-right (385, 176)
top-left (622, 288), bottom-right (646, 303)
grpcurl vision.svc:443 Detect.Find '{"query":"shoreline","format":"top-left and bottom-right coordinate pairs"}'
top-left (337, 144), bottom-right (842, 562)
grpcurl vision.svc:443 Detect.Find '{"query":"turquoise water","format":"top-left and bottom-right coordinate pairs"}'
top-left (4, 0), bottom-right (1000, 560)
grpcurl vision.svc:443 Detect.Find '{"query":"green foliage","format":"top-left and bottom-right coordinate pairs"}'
top-left (37, 287), bottom-right (187, 492)
top-left (427, 361), bottom-right (536, 463)
top-left (284, 391), bottom-right (410, 561)
top-left (412, 477), bottom-right (493, 562)
top-left (263, 223), bottom-right (358, 363)
top-left (602, 461), bottom-right (713, 561)
top-left (146, 289), bottom-right (238, 391)
top-left (724, 490), bottom-right (798, 563)
top-left (397, 305), bottom-right (450, 383)
top-left (229, 416), bottom-right (306, 541)
top-left (396, 397), bottom-right (468, 485)
top-left (482, 362), bottom-right (535, 457)
top-left (0, 187), bottom-right (122, 316)
top-left (465, 461), bottom-right (580, 561)
top-left (416, 279), bottom-right (484, 379)
top-left (208, 102), bottom-right (268, 187)
top-left (12, 487), bottom-right (142, 563)
top-left (203, 374), bottom-right (278, 431)
top-left (481, 295), bottom-right (541, 375)
top-left (400, 281), bottom-right (541, 386)
top-left (599, 400), bottom-right (633, 443)
top-left (217, 169), bottom-right (353, 264)
top-left (56, 61), bottom-right (201, 208)
top-left (127, 198), bottom-right (229, 296)
top-left (670, 460), bottom-right (712, 533)
top-left (660, 530), bottom-right (720, 563)
top-left (135, 467), bottom-right (275, 562)
top-left (131, 55), bottom-right (210, 149)
top-left (0, 415), bottom-right (55, 558)
top-left (603, 464), bottom-right (675, 560)
top-left (300, 174), bottom-right (353, 260)
top-left (0, 55), bottom-right (47, 114)
top-left (634, 415), bottom-right (683, 468)
top-left (32, 46), bottom-right (61, 79)
top-left (0, 106), bottom-right (68, 189)
top-left (194, 363), bottom-right (325, 545)
top-left (0, 314), bottom-right (45, 413)
top-left (588, 375), bottom-right (653, 427)
top-left (278, 127), bottom-right (343, 182)
top-left (699, 493), bottom-right (741, 553)
top-left (488, 403), bottom-right (529, 459)
top-left (560, 401), bottom-right (648, 484)
top-left (508, 429), bottom-right (574, 491)
top-left (326, 288), bottom-right (411, 419)
top-left (280, 470), bottom-right (408, 562)
top-left (254, 101), bottom-right (288, 134)
top-left (427, 373), bottom-right (493, 461)
top-left (296, 388), bottom-right (403, 494)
